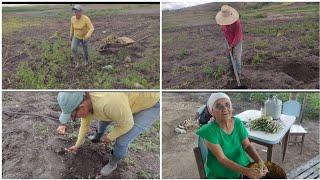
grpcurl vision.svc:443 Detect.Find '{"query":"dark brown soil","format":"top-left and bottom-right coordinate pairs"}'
top-left (2, 92), bottom-right (160, 179)
top-left (162, 2), bottom-right (319, 89)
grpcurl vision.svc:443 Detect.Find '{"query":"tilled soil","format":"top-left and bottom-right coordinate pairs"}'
top-left (162, 93), bottom-right (320, 178)
top-left (2, 4), bottom-right (160, 89)
top-left (2, 92), bottom-right (160, 178)
top-left (162, 3), bottom-right (319, 89)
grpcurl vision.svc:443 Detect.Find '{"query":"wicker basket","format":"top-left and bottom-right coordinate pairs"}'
top-left (248, 161), bottom-right (287, 179)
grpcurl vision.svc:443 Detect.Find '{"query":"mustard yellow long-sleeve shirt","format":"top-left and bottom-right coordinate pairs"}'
top-left (70, 15), bottom-right (94, 40)
top-left (75, 92), bottom-right (160, 147)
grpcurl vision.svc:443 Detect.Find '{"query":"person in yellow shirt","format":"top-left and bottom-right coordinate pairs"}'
top-left (70, 5), bottom-right (94, 68)
top-left (57, 92), bottom-right (160, 176)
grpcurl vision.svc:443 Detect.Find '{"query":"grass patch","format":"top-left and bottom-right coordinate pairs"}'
top-left (203, 64), bottom-right (223, 80)
top-left (32, 123), bottom-right (49, 136)
top-left (136, 171), bottom-right (155, 179)
top-left (12, 33), bottom-right (158, 89)
top-left (254, 41), bottom-right (269, 50)
top-left (203, 66), bottom-right (213, 78)
top-left (2, 17), bottom-right (42, 35)
top-left (121, 72), bottom-right (149, 88)
top-left (252, 52), bottom-right (267, 65)
top-left (241, 2), bottom-right (318, 20)
top-left (299, 34), bottom-right (318, 49)
top-left (162, 23), bottom-right (182, 31)
top-left (213, 64), bottom-right (224, 80)
top-left (130, 119), bottom-right (160, 152)
top-left (178, 48), bottom-right (189, 60)
top-left (124, 156), bottom-right (136, 166)
top-left (254, 13), bottom-right (267, 19)
top-left (130, 141), bottom-right (143, 151)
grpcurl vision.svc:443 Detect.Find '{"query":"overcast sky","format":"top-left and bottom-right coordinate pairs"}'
top-left (2, 4), bottom-right (59, 7)
top-left (162, 1), bottom-right (213, 10)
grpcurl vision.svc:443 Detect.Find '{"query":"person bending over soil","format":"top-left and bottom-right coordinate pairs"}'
top-left (57, 92), bottom-right (160, 176)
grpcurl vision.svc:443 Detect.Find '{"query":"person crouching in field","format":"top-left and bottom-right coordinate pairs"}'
top-left (216, 5), bottom-right (243, 80)
top-left (56, 92), bottom-right (160, 176)
top-left (70, 5), bottom-right (94, 68)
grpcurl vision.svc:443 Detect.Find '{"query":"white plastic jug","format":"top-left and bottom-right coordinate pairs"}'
top-left (265, 95), bottom-right (282, 120)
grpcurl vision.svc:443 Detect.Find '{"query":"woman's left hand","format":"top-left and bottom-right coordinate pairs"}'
top-left (227, 46), bottom-right (233, 53)
top-left (260, 164), bottom-right (269, 177)
top-left (103, 136), bottom-right (112, 144)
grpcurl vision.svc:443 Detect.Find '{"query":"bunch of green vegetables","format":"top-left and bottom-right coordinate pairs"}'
top-left (249, 116), bottom-right (282, 133)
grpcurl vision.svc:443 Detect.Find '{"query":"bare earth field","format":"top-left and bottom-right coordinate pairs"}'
top-left (3, 4), bottom-right (160, 89)
top-left (2, 92), bottom-right (160, 178)
top-left (162, 93), bottom-right (320, 178)
top-left (162, 2), bottom-right (319, 89)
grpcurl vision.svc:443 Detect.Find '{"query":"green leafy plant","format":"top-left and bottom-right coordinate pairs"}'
top-left (203, 66), bottom-right (214, 78)
top-left (252, 52), bottom-right (265, 65)
top-left (136, 171), bottom-right (154, 179)
top-left (213, 64), bottom-right (224, 80)
top-left (178, 48), bottom-right (189, 59)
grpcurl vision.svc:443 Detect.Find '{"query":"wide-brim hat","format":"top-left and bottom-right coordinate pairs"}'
top-left (215, 5), bottom-right (239, 25)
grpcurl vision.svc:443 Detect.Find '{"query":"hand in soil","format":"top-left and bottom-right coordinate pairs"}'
top-left (66, 145), bottom-right (79, 154)
top-left (245, 168), bottom-right (262, 179)
top-left (103, 136), bottom-right (112, 144)
top-left (57, 125), bottom-right (66, 135)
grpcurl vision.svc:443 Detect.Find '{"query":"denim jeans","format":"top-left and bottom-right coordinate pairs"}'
top-left (98, 102), bottom-right (160, 160)
top-left (224, 40), bottom-right (243, 75)
top-left (71, 37), bottom-right (89, 62)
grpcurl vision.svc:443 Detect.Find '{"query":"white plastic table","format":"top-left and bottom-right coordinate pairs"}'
top-left (235, 110), bottom-right (296, 162)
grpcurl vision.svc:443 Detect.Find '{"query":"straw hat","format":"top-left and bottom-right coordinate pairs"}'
top-left (215, 5), bottom-right (239, 25)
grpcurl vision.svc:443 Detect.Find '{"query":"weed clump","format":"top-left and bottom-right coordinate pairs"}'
top-left (178, 48), bottom-right (189, 60)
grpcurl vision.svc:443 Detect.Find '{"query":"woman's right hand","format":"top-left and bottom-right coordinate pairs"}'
top-left (244, 167), bottom-right (263, 179)
top-left (66, 145), bottom-right (79, 154)
top-left (57, 125), bottom-right (66, 134)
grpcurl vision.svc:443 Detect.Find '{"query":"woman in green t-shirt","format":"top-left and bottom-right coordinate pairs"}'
top-left (196, 93), bottom-right (268, 179)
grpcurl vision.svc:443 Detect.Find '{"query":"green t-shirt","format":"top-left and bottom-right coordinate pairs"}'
top-left (196, 117), bottom-right (250, 179)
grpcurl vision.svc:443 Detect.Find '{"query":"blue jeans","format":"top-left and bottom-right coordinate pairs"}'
top-left (224, 40), bottom-right (243, 75)
top-left (98, 102), bottom-right (160, 160)
top-left (71, 37), bottom-right (89, 62)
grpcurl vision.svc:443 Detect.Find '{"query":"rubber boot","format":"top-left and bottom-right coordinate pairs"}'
top-left (100, 155), bottom-right (119, 176)
top-left (90, 132), bottom-right (103, 143)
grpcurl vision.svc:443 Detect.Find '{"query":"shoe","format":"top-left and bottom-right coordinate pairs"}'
top-left (75, 62), bottom-right (79, 68)
top-left (84, 60), bottom-right (89, 66)
top-left (100, 155), bottom-right (119, 176)
top-left (90, 132), bottom-right (103, 143)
